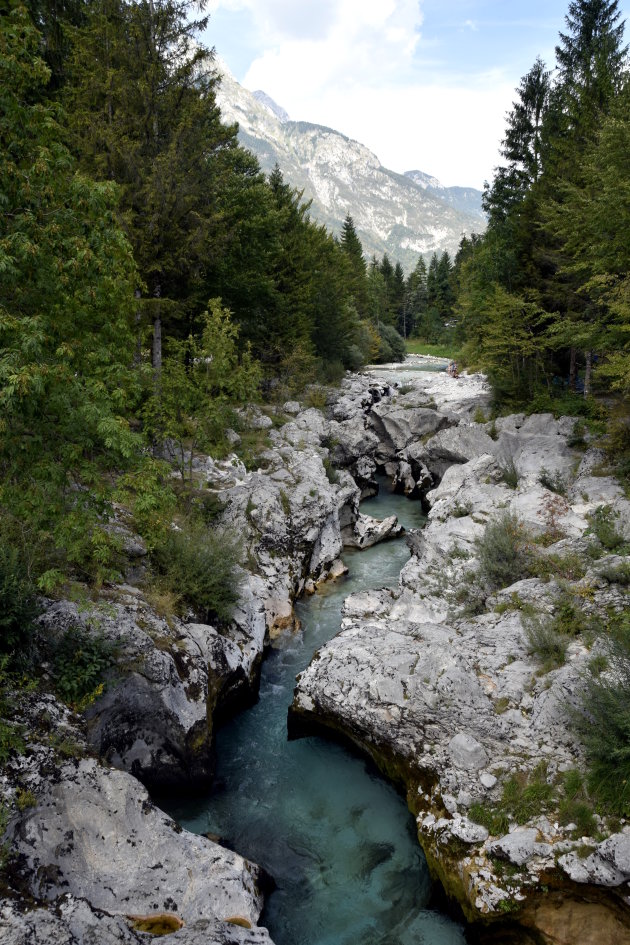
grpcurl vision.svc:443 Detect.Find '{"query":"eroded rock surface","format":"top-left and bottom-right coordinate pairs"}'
top-left (291, 365), bottom-right (630, 944)
top-left (1, 695), bottom-right (273, 944)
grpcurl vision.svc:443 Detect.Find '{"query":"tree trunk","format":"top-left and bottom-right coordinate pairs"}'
top-left (584, 349), bottom-right (593, 398)
top-left (568, 346), bottom-right (577, 391)
top-left (152, 311), bottom-right (162, 376)
top-left (134, 288), bottom-right (142, 365)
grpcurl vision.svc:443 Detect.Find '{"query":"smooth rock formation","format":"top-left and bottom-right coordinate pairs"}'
top-left (290, 365), bottom-right (630, 943)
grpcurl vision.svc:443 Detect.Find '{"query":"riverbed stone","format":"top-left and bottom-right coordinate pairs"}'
top-left (343, 512), bottom-right (403, 549)
top-left (448, 733), bottom-right (488, 771)
top-left (8, 758), bottom-right (271, 936)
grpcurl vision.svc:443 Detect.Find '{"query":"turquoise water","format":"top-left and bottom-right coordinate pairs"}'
top-left (164, 482), bottom-right (466, 945)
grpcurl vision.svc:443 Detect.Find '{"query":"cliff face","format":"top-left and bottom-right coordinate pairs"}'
top-left (215, 65), bottom-right (486, 270)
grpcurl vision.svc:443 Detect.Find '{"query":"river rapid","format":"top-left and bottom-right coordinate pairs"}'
top-left (164, 469), bottom-right (467, 945)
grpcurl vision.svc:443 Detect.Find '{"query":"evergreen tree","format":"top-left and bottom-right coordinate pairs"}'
top-left (483, 58), bottom-right (551, 223)
top-left (339, 214), bottom-right (368, 316)
top-left (556, 0), bottom-right (627, 141)
top-left (66, 0), bottom-right (241, 371)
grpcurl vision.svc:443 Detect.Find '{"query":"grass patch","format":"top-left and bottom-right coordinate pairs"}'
top-left (405, 340), bottom-right (459, 359)
top-left (469, 762), bottom-right (555, 835)
top-left (575, 610), bottom-right (630, 816)
top-left (499, 459), bottom-right (519, 489)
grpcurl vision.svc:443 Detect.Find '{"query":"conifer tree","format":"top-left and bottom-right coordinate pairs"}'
top-left (66, 0), bottom-right (241, 371)
top-left (483, 58), bottom-right (551, 223)
top-left (339, 214), bottom-right (368, 316)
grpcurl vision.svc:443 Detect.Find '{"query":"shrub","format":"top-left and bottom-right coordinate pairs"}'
top-left (52, 625), bottom-right (116, 709)
top-left (476, 512), bottom-right (530, 591)
top-left (323, 457), bottom-right (340, 485)
top-left (376, 324), bottom-right (406, 363)
top-left (152, 522), bottom-right (243, 624)
top-left (499, 459), bottom-right (519, 489)
top-left (524, 612), bottom-right (568, 672)
top-left (0, 545), bottom-right (40, 665)
top-left (588, 506), bottom-right (627, 553)
top-left (575, 611), bottom-right (630, 815)
top-left (0, 657), bottom-right (25, 764)
top-left (538, 466), bottom-right (567, 496)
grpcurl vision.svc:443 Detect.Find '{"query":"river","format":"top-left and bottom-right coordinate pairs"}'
top-left (164, 467), bottom-right (467, 945)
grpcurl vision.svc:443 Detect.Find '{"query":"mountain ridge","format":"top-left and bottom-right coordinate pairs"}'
top-left (216, 64), bottom-right (486, 270)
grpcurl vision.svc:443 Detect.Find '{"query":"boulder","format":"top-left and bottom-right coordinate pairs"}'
top-left (7, 758), bottom-right (273, 940)
top-left (342, 512), bottom-right (403, 549)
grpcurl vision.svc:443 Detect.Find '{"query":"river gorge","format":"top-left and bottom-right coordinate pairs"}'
top-left (3, 358), bottom-right (630, 945)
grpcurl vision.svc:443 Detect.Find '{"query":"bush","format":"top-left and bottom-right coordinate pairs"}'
top-left (575, 611), bottom-right (630, 815)
top-left (538, 466), bottom-right (567, 496)
top-left (524, 612), bottom-right (568, 672)
top-left (375, 324), bottom-right (406, 363)
top-left (152, 522), bottom-right (243, 623)
top-left (0, 545), bottom-right (40, 665)
top-left (52, 625), bottom-right (116, 709)
top-left (476, 512), bottom-right (530, 591)
top-left (499, 459), bottom-right (519, 489)
top-left (588, 506), bottom-right (627, 553)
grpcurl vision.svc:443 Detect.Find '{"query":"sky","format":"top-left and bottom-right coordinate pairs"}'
top-left (201, 1), bottom-right (630, 189)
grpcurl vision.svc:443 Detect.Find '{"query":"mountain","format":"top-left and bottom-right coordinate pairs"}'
top-left (404, 170), bottom-right (485, 219)
top-left (215, 63), bottom-right (486, 271)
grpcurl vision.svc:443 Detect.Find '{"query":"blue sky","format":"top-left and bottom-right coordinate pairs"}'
top-left (202, 1), bottom-right (630, 188)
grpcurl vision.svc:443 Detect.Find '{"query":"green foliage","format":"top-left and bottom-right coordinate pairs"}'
top-left (142, 300), bottom-right (262, 480)
top-left (538, 466), bottom-right (568, 495)
top-left (52, 625), bottom-right (116, 709)
top-left (499, 459), bottom-right (519, 489)
top-left (524, 612), bottom-right (569, 671)
top-left (576, 610), bottom-right (630, 815)
top-left (470, 763), bottom-right (555, 835)
top-left (452, 3), bottom-right (630, 411)
top-left (476, 512), bottom-right (530, 590)
top-left (151, 522), bottom-right (243, 624)
top-left (0, 657), bottom-right (26, 765)
top-left (587, 505), bottom-right (627, 551)
top-left (0, 3), bottom-right (143, 586)
top-left (0, 544), bottom-right (39, 663)
top-left (558, 770), bottom-right (598, 837)
top-left (323, 458), bottom-right (340, 485)
top-left (374, 324), bottom-right (406, 364)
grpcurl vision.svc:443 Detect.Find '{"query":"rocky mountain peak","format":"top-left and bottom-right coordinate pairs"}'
top-left (253, 90), bottom-right (290, 123)
top-left (216, 68), bottom-right (486, 269)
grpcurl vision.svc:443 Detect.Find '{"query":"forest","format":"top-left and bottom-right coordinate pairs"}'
top-left (1, 0), bottom-right (630, 604)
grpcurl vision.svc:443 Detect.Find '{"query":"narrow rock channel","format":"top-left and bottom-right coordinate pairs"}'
top-left (163, 478), bottom-right (467, 945)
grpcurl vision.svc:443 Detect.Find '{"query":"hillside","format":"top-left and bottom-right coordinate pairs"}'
top-left (216, 64), bottom-right (486, 270)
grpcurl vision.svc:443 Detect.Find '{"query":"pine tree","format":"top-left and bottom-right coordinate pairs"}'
top-left (339, 214), bottom-right (368, 316)
top-left (483, 58), bottom-right (551, 223)
top-left (402, 257), bottom-right (428, 338)
top-left (66, 0), bottom-right (241, 371)
top-left (556, 0), bottom-right (627, 137)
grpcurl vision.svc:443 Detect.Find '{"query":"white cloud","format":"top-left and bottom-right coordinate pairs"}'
top-left (208, 0), bottom-right (512, 187)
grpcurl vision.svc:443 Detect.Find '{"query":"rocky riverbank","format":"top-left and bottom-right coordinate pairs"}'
top-left (290, 368), bottom-right (630, 944)
top-left (0, 373), bottom-right (401, 942)
top-left (3, 362), bottom-right (630, 943)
